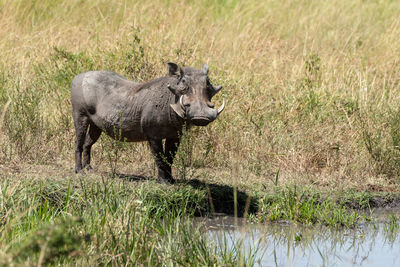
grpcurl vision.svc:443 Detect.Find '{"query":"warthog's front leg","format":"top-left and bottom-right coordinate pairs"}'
top-left (165, 137), bottom-right (180, 171)
top-left (148, 138), bottom-right (179, 184)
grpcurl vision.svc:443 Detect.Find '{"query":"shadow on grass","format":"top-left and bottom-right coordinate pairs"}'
top-left (110, 172), bottom-right (149, 182)
top-left (183, 179), bottom-right (258, 217)
top-left (113, 173), bottom-right (258, 217)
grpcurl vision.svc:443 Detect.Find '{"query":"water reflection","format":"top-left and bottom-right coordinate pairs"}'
top-left (202, 215), bottom-right (400, 266)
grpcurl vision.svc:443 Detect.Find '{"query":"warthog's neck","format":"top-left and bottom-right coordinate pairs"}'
top-left (100, 76), bottom-right (185, 141)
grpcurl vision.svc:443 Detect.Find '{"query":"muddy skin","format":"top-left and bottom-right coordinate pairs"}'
top-left (71, 62), bottom-right (225, 184)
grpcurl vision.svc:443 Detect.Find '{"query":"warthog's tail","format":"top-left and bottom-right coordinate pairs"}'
top-left (0, 98), bottom-right (11, 131)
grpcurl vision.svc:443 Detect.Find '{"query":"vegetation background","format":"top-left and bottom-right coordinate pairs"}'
top-left (1, 0), bottom-right (400, 190)
top-left (0, 0), bottom-right (400, 265)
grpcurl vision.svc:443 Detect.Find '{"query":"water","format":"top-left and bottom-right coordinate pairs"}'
top-left (202, 214), bottom-right (400, 267)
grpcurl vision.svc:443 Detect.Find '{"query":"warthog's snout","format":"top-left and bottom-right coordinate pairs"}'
top-left (173, 94), bottom-right (225, 126)
top-left (191, 116), bottom-right (219, 126)
top-left (188, 99), bottom-right (225, 126)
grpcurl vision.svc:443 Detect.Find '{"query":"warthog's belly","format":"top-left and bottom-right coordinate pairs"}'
top-left (100, 123), bottom-right (147, 142)
top-left (117, 131), bottom-right (147, 142)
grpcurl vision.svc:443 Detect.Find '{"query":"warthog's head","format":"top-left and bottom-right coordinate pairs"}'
top-left (167, 62), bottom-right (225, 126)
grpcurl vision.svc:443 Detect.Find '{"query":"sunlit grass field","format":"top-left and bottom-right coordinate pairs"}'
top-left (1, 0), bottom-right (400, 189)
top-left (1, 0), bottom-right (400, 264)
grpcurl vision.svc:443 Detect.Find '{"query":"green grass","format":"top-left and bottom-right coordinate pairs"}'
top-left (0, 176), bottom-right (259, 266)
top-left (254, 186), bottom-right (363, 227)
top-left (1, 172), bottom-right (400, 265)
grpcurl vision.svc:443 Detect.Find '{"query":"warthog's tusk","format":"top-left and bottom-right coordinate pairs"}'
top-left (217, 99), bottom-right (225, 115)
top-left (179, 95), bottom-right (185, 110)
top-left (170, 95), bottom-right (186, 119)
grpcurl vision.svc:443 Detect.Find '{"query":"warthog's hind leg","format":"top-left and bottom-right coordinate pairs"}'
top-left (82, 123), bottom-right (102, 170)
top-left (73, 112), bottom-right (89, 173)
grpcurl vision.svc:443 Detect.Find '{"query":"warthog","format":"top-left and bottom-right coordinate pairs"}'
top-left (71, 62), bottom-right (224, 184)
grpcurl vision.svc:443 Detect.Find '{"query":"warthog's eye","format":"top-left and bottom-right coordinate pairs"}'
top-left (178, 77), bottom-right (190, 94)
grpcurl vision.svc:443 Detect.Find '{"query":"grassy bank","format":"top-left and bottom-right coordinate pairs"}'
top-left (0, 174), bottom-right (259, 266)
top-left (1, 171), bottom-right (400, 265)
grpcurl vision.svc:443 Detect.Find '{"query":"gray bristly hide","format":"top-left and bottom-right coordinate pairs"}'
top-left (71, 62), bottom-right (225, 184)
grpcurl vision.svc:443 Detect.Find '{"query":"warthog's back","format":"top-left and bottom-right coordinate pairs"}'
top-left (71, 71), bottom-right (140, 114)
top-left (71, 70), bottom-right (182, 141)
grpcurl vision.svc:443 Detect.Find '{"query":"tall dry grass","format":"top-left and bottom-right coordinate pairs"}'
top-left (1, 0), bottom-right (400, 190)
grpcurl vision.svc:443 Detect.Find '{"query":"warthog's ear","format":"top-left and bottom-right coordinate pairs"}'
top-left (168, 62), bottom-right (183, 78)
top-left (209, 85), bottom-right (223, 98)
top-left (202, 64), bottom-right (209, 75)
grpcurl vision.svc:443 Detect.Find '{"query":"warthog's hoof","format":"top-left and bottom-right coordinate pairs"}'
top-left (75, 165), bottom-right (92, 174)
top-left (75, 166), bottom-right (82, 174)
top-left (158, 177), bottom-right (175, 185)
